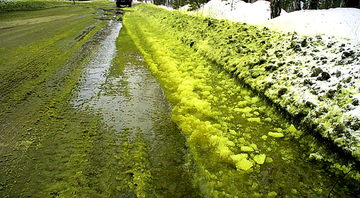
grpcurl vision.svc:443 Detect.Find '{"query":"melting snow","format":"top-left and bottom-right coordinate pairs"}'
top-left (175, 0), bottom-right (360, 153)
top-left (187, 0), bottom-right (360, 43)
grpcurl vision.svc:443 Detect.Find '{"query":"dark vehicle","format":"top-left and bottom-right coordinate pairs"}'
top-left (116, 0), bottom-right (132, 7)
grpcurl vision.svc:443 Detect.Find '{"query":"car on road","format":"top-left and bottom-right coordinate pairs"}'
top-left (116, 0), bottom-right (132, 7)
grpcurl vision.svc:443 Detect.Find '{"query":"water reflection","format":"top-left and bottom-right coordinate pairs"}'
top-left (73, 20), bottom-right (122, 107)
top-left (73, 22), bottom-right (199, 197)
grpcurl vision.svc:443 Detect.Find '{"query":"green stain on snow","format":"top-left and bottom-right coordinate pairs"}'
top-left (247, 117), bottom-right (261, 123)
top-left (241, 146), bottom-right (254, 152)
top-left (254, 154), bottom-right (266, 164)
top-left (267, 191), bottom-right (278, 197)
top-left (268, 132), bottom-right (284, 138)
top-left (123, 4), bottom-right (360, 197)
top-left (231, 154), bottom-right (253, 171)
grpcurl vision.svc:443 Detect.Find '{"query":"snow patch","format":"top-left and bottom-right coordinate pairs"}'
top-left (189, 0), bottom-right (284, 24)
top-left (261, 8), bottom-right (360, 43)
top-left (184, 0), bottom-right (360, 43)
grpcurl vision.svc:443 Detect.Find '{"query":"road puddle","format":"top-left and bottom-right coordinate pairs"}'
top-left (73, 20), bottom-right (200, 197)
top-left (72, 20), bottom-right (122, 107)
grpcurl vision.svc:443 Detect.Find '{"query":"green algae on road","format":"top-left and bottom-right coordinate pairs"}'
top-left (0, 2), bottom-right (126, 197)
top-left (124, 4), bottom-right (360, 197)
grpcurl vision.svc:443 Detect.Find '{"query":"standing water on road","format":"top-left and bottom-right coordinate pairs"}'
top-left (73, 20), bottom-right (122, 107)
top-left (72, 20), bottom-right (200, 197)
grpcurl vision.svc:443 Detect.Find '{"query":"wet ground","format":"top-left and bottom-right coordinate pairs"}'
top-left (0, 3), bottom-right (199, 197)
top-left (72, 20), bottom-right (200, 197)
top-left (0, 2), bottom-right (359, 198)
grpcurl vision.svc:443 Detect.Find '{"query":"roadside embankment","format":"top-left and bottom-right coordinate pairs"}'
top-left (129, 4), bottom-right (360, 163)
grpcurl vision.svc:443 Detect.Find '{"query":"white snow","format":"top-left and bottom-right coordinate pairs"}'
top-left (261, 8), bottom-right (360, 43)
top-left (185, 0), bottom-right (360, 43)
top-left (190, 0), bottom-right (278, 24)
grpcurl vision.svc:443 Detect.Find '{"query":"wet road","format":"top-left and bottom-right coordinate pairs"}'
top-left (73, 20), bottom-right (200, 197)
top-left (1, 2), bottom-right (359, 197)
top-left (0, 5), bottom-right (115, 197)
top-left (0, 4), bottom-right (198, 196)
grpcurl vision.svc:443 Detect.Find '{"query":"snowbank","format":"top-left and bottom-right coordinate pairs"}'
top-left (127, 4), bottom-right (360, 190)
top-left (187, 0), bottom-right (360, 43)
top-left (175, 1), bottom-right (360, 161)
top-left (190, 0), bottom-right (277, 24)
top-left (184, 1), bottom-right (360, 121)
top-left (261, 8), bottom-right (360, 43)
